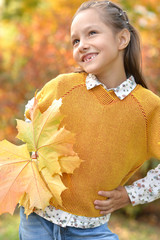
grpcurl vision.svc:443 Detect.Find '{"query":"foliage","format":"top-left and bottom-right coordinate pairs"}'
top-left (0, 0), bottom-right (159, 142)
top-left (1, 0), bottom-right (41, 20)
top-left (120, 0), bottom-right (160, 91)
top-left (0, 98), bottom-right (81, 216)
top-left (0, 0), bottom-right (83, 142)
top-left (0, 0), bottom-right (160, 217)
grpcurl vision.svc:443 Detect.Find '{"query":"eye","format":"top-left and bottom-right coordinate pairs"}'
top-left (89, 31), bottom-right (97, 36)
top-left (72, 39), bottom-right (80, 46)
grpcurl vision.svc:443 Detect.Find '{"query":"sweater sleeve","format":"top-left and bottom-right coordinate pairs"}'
top-left (25, 75), bottom-right (61, 120)
top-left (147, 103), bottom-right (160, 160)
top-left (125, 98), bottom-right (160, 206)
top-left (125, 164), bottom-right (160, 206)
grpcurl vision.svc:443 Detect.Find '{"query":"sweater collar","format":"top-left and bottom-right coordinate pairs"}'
top-left (86, 74), bottom-right (137, 100)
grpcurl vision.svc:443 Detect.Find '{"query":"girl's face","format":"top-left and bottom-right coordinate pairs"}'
top-left (71, 8), bottom-right (124, 81)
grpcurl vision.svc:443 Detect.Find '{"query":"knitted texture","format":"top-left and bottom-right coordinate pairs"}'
top-left (26, 72), bottom-right (160, 217)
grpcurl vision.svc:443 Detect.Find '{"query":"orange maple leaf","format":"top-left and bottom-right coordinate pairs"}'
top-left (0, 98), bottom-right (82, 216)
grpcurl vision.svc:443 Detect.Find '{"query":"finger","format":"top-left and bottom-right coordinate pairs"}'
top-left (32, 151), bottom-right (38, 159)
top-left (95, 205), bottom-right (111, 211)
top-left (32, 153), bottom-right (36, 159)
top-left (100, 209), bottom-right (114, 215)
top-left (94, 199), bottom-right (111, 206)
top-left (98, 191), bottom-right (115, 198)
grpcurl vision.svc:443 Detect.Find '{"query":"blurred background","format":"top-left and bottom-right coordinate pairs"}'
top-left (0, 0), bottom-right (160, 239)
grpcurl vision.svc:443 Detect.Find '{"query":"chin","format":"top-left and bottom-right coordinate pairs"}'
top-left (83, 67), bottom-right (98, 75)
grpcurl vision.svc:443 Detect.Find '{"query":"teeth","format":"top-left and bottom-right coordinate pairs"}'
top-left (83, 54), bottom-right (97, 62)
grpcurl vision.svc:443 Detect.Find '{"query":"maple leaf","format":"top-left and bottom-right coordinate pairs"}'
top-left (0, 98), bottom-right (82, 216)
top-left (0, 141), bottom-right (52, 215)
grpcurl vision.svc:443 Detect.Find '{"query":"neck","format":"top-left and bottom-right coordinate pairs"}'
top-left (96, 70), bottom-right (127, 89)
top-left (95, 57), bottom-right (127, 88)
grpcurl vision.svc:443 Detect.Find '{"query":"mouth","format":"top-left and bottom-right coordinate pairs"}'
top-left (82, 53), bottom-right (98, 63)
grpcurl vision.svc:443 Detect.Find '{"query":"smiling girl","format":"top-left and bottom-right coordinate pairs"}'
top-left (71, 6), bottom-right (128, 88)
top-left (19, 1), bottom-right (160, 239)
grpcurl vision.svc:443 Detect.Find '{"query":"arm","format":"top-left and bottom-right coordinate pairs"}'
top-left (95, 99), bottom-right (160, 215)
top-left (125, 163), bottom-right (160, 206)
top-left (94, 164), bottom-right (160, 215)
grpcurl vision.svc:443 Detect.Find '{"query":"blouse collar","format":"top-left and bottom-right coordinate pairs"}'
top-left (86, 74), bottom-right (137, 100)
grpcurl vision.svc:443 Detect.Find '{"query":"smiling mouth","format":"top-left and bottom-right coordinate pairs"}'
top-left (82, 53), bottom-right (98, 62)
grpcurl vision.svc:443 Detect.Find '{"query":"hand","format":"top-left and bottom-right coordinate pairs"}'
top-left (31, 152), bottom-right (38, 159)
top-left (94, 186), bottom-right (131, 215)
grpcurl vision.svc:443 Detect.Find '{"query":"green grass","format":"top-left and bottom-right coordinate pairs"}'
top-left (0, 211), bottom-right (160, 240)
top-left (0, 213), bottom-right (20, 240)
top-left (109, 213), bottom-right (160, 240)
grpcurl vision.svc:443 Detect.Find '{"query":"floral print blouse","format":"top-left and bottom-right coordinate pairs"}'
top-left (24, 74), bottom-right (160, 228)
top-left (125, 164), bottom-right (160, 206)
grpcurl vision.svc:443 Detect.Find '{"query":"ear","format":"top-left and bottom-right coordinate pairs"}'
top-left (117, 28), bottom-right (130, 50)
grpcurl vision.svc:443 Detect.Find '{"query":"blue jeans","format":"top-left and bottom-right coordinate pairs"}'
top-left (19, 207), bottom-right (119, 240)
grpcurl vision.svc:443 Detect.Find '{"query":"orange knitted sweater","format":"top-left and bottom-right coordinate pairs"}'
top-left (26, 72), bottom-right (160, 217)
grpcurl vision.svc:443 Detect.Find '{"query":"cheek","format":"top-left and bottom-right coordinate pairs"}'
top-left (73, 49), bottom-right (79, 62)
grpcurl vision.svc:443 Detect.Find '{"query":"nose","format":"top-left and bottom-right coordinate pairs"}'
top-left (78, 40), bottom-right (89, 52)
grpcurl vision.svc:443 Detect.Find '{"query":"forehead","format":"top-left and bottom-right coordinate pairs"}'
top-left (71, 8), bottom-right (105, 33)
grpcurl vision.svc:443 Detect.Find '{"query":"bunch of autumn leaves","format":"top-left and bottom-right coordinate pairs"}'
top-left (0, 98), bottom-right (81, 216)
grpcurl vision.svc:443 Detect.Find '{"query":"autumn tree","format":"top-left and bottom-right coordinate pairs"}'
top-left (0, 0), bottom-right (160, 140)
top-left (0, 0), bottom-right (160, 219)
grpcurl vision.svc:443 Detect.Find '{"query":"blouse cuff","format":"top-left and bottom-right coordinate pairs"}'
top-left (125, 185), bottom-right (143, 206)
top-left (125, 164), bottom-right (160, 206)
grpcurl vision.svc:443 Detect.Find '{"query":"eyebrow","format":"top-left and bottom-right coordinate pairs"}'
top-left (71, 25), bottom-right (99, 39)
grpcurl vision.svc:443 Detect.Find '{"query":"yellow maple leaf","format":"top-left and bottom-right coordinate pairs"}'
top-left (0, 141), bottom-right (52, 215)
top-left (0, 98), bottom-right (82, 216)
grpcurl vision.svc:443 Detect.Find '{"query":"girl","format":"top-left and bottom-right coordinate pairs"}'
top-left (19, 1), bottom-right (160, 239)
